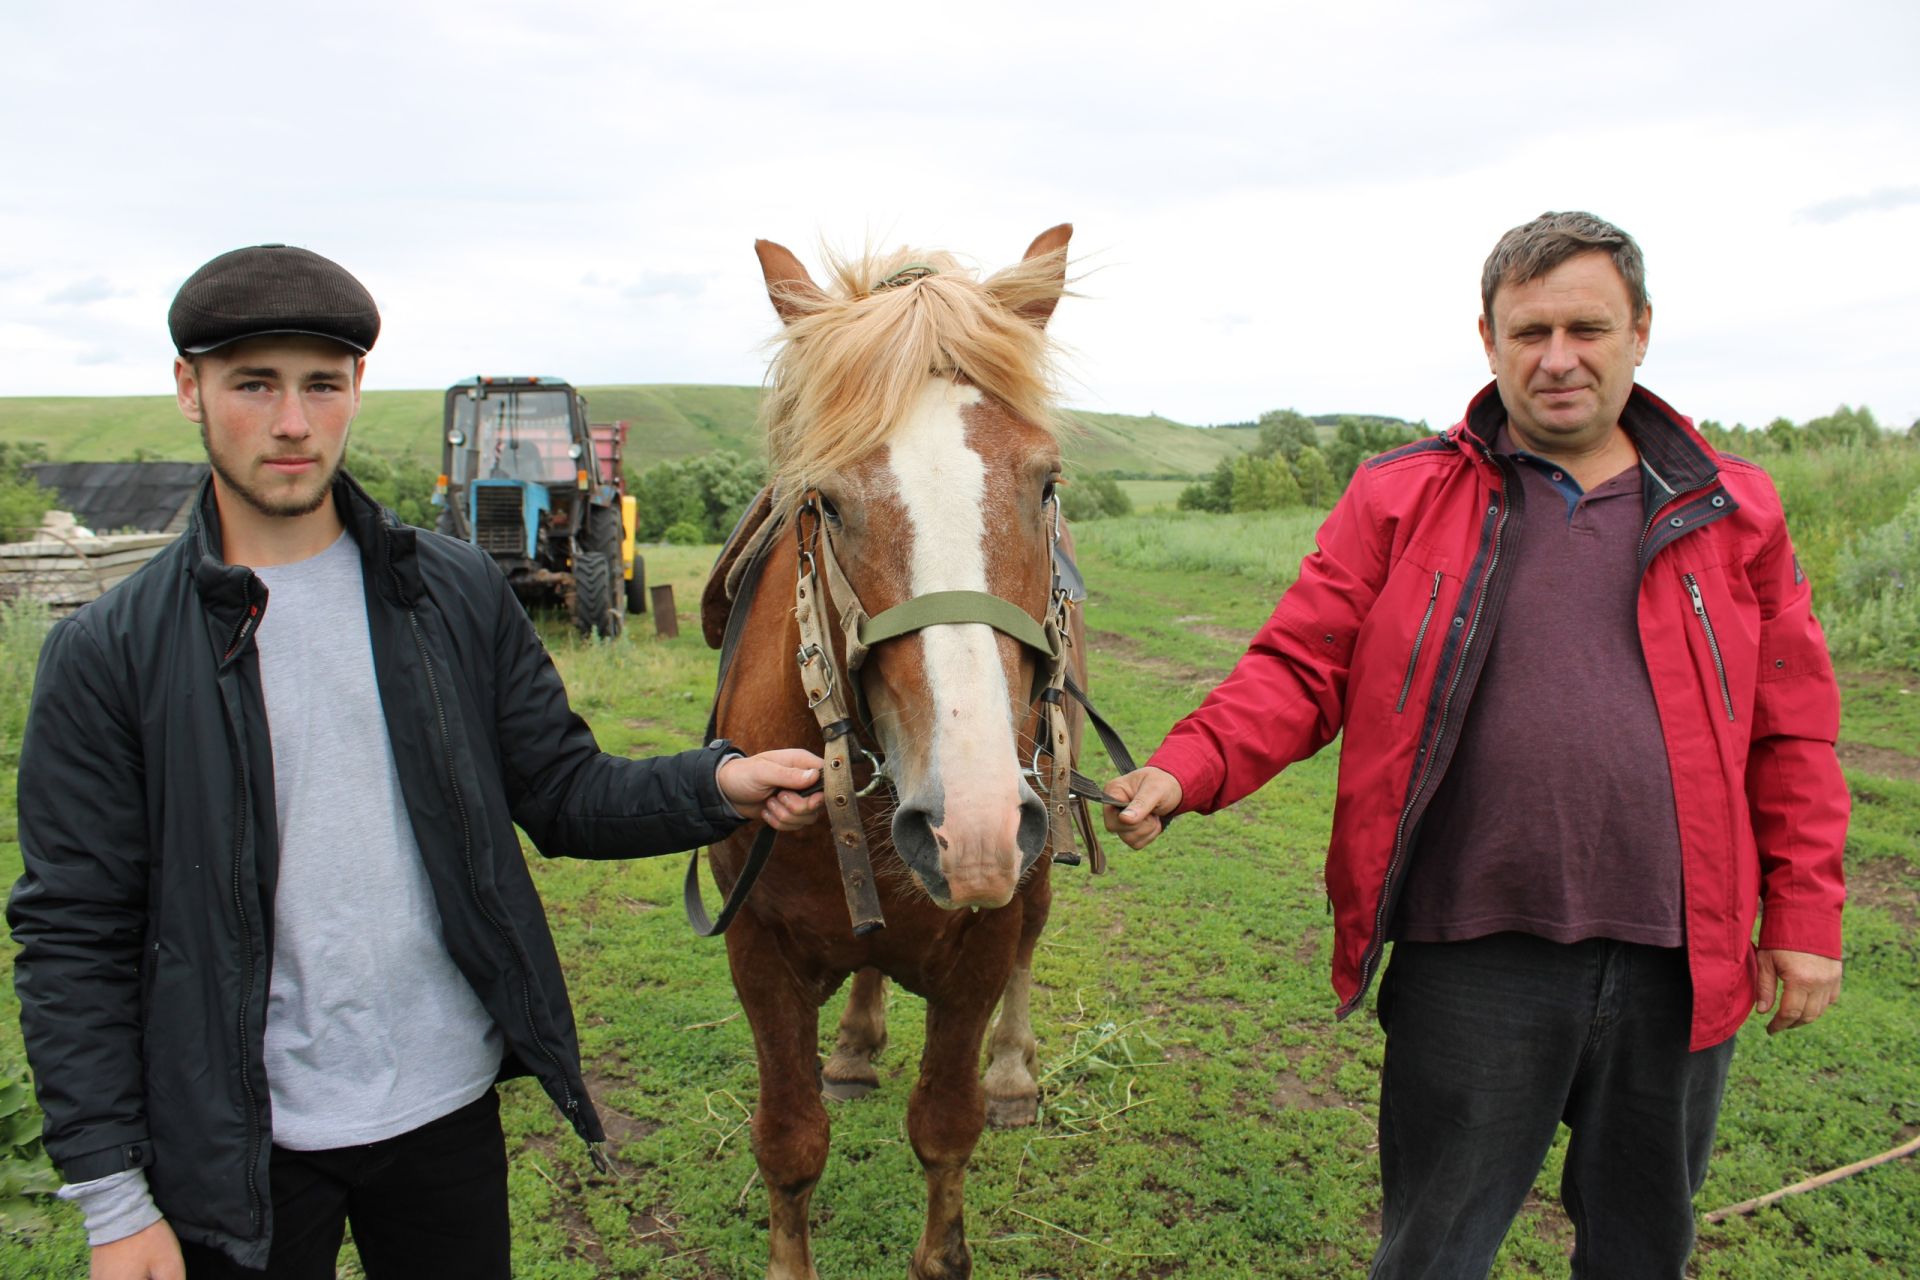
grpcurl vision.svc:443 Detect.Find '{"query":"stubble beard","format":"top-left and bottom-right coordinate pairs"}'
top-left (201, 422), bottom-right (347, 519)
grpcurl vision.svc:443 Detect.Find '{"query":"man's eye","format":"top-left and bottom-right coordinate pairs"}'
top-left (239, 381), bottom-right (269, 392)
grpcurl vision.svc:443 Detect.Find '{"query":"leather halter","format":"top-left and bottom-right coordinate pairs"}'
top-left (685, 489), bottom-right (1140, 938)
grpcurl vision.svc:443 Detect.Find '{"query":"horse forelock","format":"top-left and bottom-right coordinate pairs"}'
top-left (760, 244), bottom-right (1068, 516)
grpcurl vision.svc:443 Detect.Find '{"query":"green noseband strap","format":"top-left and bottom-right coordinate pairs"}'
top-left (858, 590), bottom-right (1057, 659)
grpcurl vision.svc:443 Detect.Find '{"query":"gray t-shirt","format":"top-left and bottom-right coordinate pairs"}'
top-left (253, 530), bottom-right (503, 1149)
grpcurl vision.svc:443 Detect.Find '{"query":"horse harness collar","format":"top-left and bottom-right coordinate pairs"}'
top-left (686, 490), bottom-right (1143, 939)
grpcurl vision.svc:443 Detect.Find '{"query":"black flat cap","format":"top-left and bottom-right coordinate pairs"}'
top-left (169, 244), bottom-right (380, 355)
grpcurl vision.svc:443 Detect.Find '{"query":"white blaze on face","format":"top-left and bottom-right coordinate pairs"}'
top-left (884, 379), bottom-right (1024, 894)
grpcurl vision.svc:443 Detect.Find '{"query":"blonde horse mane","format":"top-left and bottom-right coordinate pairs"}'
top-left (761, 243), bottom-right (1068, 511)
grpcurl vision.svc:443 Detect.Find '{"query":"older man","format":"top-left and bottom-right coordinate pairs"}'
top-left (11, 244), bottom-right (824, 1279)
top-left (1107, 211), bottom-right (1847, 1277)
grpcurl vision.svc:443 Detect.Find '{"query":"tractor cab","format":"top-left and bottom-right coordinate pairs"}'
top-left (434, 376), bottom-right (636, 637)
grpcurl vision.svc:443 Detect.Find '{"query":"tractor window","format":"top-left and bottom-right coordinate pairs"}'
top-left (457, 389), bottom-right (577, 484)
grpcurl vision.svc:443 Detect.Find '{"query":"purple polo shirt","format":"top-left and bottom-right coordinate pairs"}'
top-left (1392, 426), bottom-right (1685, 948)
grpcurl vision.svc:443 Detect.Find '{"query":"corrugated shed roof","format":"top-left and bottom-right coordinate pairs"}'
top-left (26, 462), bottom-right (208, 534)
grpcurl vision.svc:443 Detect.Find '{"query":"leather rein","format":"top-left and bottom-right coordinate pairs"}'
top-left (685, 491), bottom-right (1142, 938)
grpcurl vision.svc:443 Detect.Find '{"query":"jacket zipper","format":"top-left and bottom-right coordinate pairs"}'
top-left (1684, 573), bottom-right (1736, 722)
top-left (219, 586), bottom-right (266, 1235)
top-left (1394, 571), bottom-right (1443, 714)
top-left (403, 600), bottom-right (584, 1133)
top-left (1353, 482), bottom-right (1511, 1008)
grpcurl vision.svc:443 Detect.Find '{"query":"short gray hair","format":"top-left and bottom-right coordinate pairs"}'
top-left (1481, 211), bottom-right (1648, 329)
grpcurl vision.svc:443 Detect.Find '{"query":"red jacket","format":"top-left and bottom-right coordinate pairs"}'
top-left (1150, 383), bottom-right (1847, 1050)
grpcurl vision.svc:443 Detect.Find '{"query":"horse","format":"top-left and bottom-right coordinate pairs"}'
top-left (696, 224), bottom-right (1095, 1280)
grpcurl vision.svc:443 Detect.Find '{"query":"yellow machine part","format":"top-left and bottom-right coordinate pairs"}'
top-left (621, 494), bottom-right (638, 580)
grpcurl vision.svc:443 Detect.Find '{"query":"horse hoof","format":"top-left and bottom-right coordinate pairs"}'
top-left (983, 1094), bottom-right (1038, 1128)
top-left (822, 1076), bottom-right (879, 1102)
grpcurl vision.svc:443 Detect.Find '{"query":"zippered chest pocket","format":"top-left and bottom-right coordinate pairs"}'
top-left (1684, 572), bottom-right (1736, 722)
top-left (1355, 542), bottom-right (1455, 716)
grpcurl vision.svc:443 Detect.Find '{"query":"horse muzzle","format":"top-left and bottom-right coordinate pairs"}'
top-left (891, 776), bottom-right (1049, 909)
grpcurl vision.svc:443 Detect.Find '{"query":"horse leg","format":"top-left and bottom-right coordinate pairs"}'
top-left (728, 920), bottom-right (831, 1280)
top-left (822, 966), bottom-right (888, 1101)
top-left (983, 877), bottom-right (1051, 1128)
top-left (907, 941), bottom-right (1020, 1280)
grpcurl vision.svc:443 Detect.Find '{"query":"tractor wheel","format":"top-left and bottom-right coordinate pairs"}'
top-left (572, 552), bottom-right (621, 639)
top-left (625, 552), bottom-right (647, 614)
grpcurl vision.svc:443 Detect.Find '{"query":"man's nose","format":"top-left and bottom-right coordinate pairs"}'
top-left (270, 396), bottom-right (313, 438)
top-left (1540, 330), bottom-right (1578, 376)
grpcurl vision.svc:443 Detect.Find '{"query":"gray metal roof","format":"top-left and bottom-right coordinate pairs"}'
top-left (26, 462), bottom-right (208, 534)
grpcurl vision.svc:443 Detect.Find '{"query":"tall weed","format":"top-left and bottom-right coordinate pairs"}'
top-left (0, 601), bottom-right (52, 770)
top-left (1824, 487), bottom-right (1920, 669)
top-left (1758, 445), bottom-right (1920, 602)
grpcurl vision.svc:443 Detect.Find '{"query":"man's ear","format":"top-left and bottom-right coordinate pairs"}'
top-left (351, 356), bottom-right (367, 412)
top-left (1633, 304), bottom-right (1652, 366)
top-left (174, 355), bottom-right (205, 423)
top-left (1477, 313), bottom-right (1497, 373)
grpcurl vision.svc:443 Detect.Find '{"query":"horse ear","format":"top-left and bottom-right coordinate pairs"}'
top-left (755, 239), bottom-right (826, 325)
top-left (1010, 223), bottom-right (1072, 328)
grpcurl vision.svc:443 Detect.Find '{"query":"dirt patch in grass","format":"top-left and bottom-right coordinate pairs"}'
top-left (1839, 741), bottom-right (1920, 782)
top-left (517, 1133), bottom-right (614, 1274)
top-left (1086, 629), bottom-right (1222, 686)
top-left (1849, 855), bottom-right (1920, 932)
top-left (1185, 622), bottom-right (1255, 646)
top-left (629, 1205), bottom-right (730, 1279)
top-left (584, 1068), bottom-right (664, 1152)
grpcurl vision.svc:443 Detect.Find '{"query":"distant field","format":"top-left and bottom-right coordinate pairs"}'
top-left (1116, 478), bottom-right (1193, 512)
top-left (0, 386), bottom-right (1256, 479)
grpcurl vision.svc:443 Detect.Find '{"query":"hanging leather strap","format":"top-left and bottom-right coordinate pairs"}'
top-left (795, 528), bottom-right (887, 935)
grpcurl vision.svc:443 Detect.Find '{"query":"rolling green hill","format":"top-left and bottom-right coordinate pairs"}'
top-left (0, 385), bottom-right (1254, 478)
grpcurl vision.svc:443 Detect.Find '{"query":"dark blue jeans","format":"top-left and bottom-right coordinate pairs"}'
top-left (179, 1088), bottom-right (510, 1279)
top-left (1370, 933), bottom-right (1736, 1280)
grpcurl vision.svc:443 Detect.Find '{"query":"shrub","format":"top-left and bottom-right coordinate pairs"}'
top-left (632, 451), bottom-right (765, 542)
top-left (662, 520), bottom-right (707, 546)
top-left (0, 443), bottom-right (56, 541)
top-left (1824, 487), bottom-right (1920, 669)
top-left (1062, 472), bottom-right (1134, 521)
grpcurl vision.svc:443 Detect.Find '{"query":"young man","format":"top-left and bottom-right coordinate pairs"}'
top-left (1106, 212), bottom-right (1847, 1277)
top-left (9, 244), bottom-right (825, 1278)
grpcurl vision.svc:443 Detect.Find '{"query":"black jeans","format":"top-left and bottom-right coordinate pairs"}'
top-left (1369, 934), bottom-right (1736, 1280)
top-left (180, 1088), bottom-right (510, 1279)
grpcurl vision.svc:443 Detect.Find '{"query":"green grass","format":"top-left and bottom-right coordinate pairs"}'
top-left (1113, 479), bottom-right (1192, 513)
top-left (0, 388), bottom-right (1246, 480)
top-left (2, 530), bottom-right (1915, 1276)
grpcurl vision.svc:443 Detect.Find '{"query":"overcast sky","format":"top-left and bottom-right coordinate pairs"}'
top-left (4, 1), bottom-right (1916, 432)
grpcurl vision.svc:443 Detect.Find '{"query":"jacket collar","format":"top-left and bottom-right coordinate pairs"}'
top-left (1453, 380), bottom-right (1721, 496)
top-left (185, 470), bottom-right (423, 639)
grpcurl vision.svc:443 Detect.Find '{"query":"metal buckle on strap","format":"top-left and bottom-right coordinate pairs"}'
top-left (796, 642), bottom-right (835, 708)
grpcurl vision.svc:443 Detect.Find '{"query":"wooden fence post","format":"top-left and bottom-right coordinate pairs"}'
top-left (650, 584), bottom-right (678, 638)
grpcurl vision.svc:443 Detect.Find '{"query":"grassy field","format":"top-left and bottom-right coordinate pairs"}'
top-left (0, 387), bottom-right (1252, 481)
top-left (2, 520), bottom-right (1914, 1277)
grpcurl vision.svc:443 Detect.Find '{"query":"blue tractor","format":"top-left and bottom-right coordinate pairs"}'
top-left (431, 375), bottom-right (635, 638)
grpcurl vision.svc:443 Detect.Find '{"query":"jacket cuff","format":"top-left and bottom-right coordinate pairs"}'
top-left (700, 739), bottom-right (749, 827)
top-left (1757, 903), bottom-right (1843, 959)
top-left (1145, 742), bottom-right (1222, 816)
top-left (54, 1135), bottom-right (154, 1185)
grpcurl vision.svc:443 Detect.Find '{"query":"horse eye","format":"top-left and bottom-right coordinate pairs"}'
top-left (1041, 479), bottom-right (1058, 507)
top-left (819, 495), bottom-right (842, 525)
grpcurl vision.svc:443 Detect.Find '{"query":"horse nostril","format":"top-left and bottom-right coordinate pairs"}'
top-left (892, 806), bottom-right (939, 864)
top-left (1016, 791), bottom-right (1049, 874)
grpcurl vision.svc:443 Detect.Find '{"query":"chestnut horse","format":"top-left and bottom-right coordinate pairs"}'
top-left (698, 225), bottom-right (1089, 1279)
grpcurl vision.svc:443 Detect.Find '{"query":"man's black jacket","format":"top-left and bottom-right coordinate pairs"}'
top-left (9, 474), bottom-right (743, 1267)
